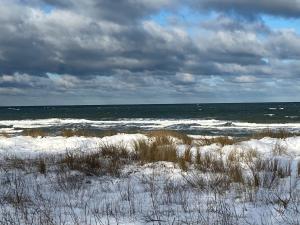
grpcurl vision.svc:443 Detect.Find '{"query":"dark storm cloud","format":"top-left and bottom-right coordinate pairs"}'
top-left (1, 0), bottom-right (300, 104)
top-left (191, 0), bottom-right (300, 18)
top-left (0, 1), bottom-right (190, 76)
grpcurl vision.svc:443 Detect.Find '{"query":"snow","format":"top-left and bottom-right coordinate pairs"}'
top-left (0, 133), bottom-right (299, 224)
top-left (0, 133), bottom-right (146, 158)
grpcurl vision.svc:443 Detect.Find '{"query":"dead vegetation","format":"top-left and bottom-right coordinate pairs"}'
top-left (0, 132), bottom-right (10, 137)
top-left (134, 137), bottom-right (178, 163)
top-left (23, 129), bottom-right (47, 137)
top-left (253, 129), bottom-right (297, 139)
top-left (196, 136), bottom-right (237, 146)
top-left (0, 131), bottom-right (299, 225)
top-left (146, 130), bottom-right (193, 145)
top-left (61, 129), bottom-right (118, 137)
top-left (59, 143), bottom-right (132, 176)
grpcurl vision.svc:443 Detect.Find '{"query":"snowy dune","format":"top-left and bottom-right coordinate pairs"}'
top-left (0, 133), bottom-right (299, 224)
top-left (1, 133), bottom-right (300, 159)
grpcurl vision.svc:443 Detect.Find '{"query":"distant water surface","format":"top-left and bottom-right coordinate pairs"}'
top-left (1, 103), bottom-right (300, 136)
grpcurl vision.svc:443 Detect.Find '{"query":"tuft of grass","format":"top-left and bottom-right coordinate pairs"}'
top-left (60, 151), bottom-right (103, 176)
top-left (194, 149), bottom-right (202, 166)
top-left (146, 130), bottom-right (193, 145)
top-left (23, 129), bottom-right (47, 138)
top-left (37, 158), bottom-right (47, 174)
top-left (0, 132), bottom-right (10, 138)
top-left (59, 143), bottom-right (131, 176)
top-left (255, 158), bottom-right (291, 179)
top-left (194, 152), bottom-right (225, 173)
top-left (134, 137), bottom-right (178, 164)
top-left (253, 129), bottom-right (295, 139)
top-left (4, 156), bottom-right (27, 170)
top-left (227, 164), bottom-right (244, 184)
top-left (272, 142), bottom-right (288, 156)
top-left (182, 147), bottom-right (192, 163)
top-left (61, 129), bottom-right (118, 138)
top-left (179, 147), bottom-right (192, 171)
top-left (198, 136), bottom-right (236, 147)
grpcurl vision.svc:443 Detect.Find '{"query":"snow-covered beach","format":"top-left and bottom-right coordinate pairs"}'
top-left (0, 131), bottom-right (299, 225)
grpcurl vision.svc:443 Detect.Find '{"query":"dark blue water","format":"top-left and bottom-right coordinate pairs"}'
top-left (1, 103), bottom-right (300, 122)
top-left (1, 103), bottom-right (300, 136)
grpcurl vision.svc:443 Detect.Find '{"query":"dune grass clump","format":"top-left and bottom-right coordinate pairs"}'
top-left (4, 156), bottom-right (28, 170)
top-left (23, 129), bottom-right (47, 138)
top-left (194, 151), bottom-right (225, 173)
top-left (146, 130), bottom-right (193, 145)
top-left (59, 151), bottom-right (101, 175)
top-left (253, 129), bottom-right (296, 139)
top-left (134, 137), bottom-right (178, 164)
top-left (255, 158), bottom-right (291, 179)
top-left (59, 143), bottom-right (132, 176)
top-left (179, 147), bottom-right (193, 171)
top-left (61, 129), bottom-right (118, 138)
top-left (198, 136), bottom-right (236, 147)
top-left (37, 158), bottom-right (47, 174)
top-left (0, 132), bottom-right (10, 138)
top-left (272, 142), bottom-right (288, 156)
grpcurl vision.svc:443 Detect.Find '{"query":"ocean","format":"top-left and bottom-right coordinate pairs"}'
top-left (1, 102), bottom-right (300, 136)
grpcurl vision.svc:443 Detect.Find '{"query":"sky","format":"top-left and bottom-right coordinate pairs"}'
top-left (1, 0), bottom-right (300, 105)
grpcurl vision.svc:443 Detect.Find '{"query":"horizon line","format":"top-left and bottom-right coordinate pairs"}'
top-left (1, 101), bottom-right (299, 107)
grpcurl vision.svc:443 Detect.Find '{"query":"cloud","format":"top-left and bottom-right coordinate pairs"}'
top-left (0, 0), bottom-right (300, 104)
top-left (191, 0), bottom-right (300, 18)
top-left (234, 75), bottom-right (257, 83)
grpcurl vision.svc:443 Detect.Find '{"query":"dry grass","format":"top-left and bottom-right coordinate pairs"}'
top-left (59, 150), bottom-right (102, 176)
top-left (37, 158), bottom-right (47, 174)
top-left (0, 132), bottom-right (10, 137)
top-left (253, 129), bottom-right (296, 139)
top-left (197, 136), bottom-right (236, 147)
top-left (59, 143), bottom-right (132, 176)
top-left (255, 158), bottom-right (291, 178)
top-left (23, 129), bottom-right (47, 137)
top-left (179, 147), bottom-right (192, 171)
top-left (134, 137), bottom-right (178, 163)
top-left (4, 156), bottom-right (28, 170)
top-left (194, 151), bottom-right (225, 173)
top-left (146, 130), bottom-right (193, 145)
top-left (61, 129), bottom-right (118, 137)
top-left (272, 142), bottom-right (288, 156)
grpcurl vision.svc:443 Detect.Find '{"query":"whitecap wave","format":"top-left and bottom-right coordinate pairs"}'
top-left (7, 107), bottom-right (20, 111)
top-left (1, 118), bottom-right (300, 133)
top-left (264, 114), bottom-right (275, 117)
